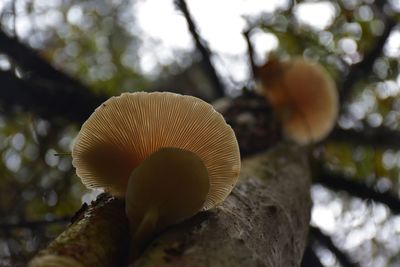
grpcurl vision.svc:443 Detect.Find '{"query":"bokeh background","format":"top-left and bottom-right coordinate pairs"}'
top-left (1, 0), bottom-right (400, 266)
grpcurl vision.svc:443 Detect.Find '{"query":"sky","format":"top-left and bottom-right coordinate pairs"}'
top-left (134, 0), bottom-right (337, 88)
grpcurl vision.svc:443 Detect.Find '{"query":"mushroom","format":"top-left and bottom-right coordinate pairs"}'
top-left (72, 92), bottom-right (240, 255)
top-left (256, 57), bottom-right (338, 145)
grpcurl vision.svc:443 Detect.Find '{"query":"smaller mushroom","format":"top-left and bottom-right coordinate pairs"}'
top-left (256, 57), bottom-right (338, 145)
top-left (72, 92), bottom-right (240, 258)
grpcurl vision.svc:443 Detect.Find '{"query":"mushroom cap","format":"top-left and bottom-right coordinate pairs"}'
top-left (72, 92), bottom-right (240, 210)
top-left (258, 58), bottom-right (338, 144)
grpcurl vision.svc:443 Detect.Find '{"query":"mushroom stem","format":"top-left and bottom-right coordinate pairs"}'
top-left (125, 148), bottom-right (211, 261)
top-left (130, 206), bottom-right (159, 259)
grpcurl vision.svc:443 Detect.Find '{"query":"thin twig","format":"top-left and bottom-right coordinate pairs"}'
top-left (175, 0), bottom-right (225, 98)
top-left (243, 29), bottom-right (257, 82)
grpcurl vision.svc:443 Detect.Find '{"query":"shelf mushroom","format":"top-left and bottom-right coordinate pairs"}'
top-left (72, 92), bottom-right (240, 255)
top-left (257, 57), bottom-right (339, 145)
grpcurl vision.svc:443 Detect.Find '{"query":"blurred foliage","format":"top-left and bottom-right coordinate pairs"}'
top-left (0, 0), bottom-right (400, 266)
top-left (27, 0), bottom-right (151, 93)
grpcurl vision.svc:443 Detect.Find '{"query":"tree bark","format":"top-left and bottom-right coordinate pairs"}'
top-left (133, 144), bottom-right (311, 267)
top-left (28, 144), bottom-right (311, 267)
top-left (28, 195), bottom-right (129, 267)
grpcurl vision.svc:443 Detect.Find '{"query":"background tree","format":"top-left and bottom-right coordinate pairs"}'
top-left (0, 0), bottom-right (400, 266)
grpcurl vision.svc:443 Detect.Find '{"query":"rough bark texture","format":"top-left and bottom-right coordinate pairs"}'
top-left (28, 144), bottom-right (311, 267)
top-left (133, 144), bottom-right (311, 267)
top-left (28, 195), bottom-right (129, 267)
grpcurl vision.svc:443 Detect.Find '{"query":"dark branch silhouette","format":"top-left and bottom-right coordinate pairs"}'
top-left (310, 226), bottom-right (358, 267)
top-left (0, 70), bottom-right (105, 123)
top-left (175, 0), bottom-right (225, 98)
top-left (339, 18), bottom-right (396, 102)
top-left (0, 28), bottom-right (108, 123)
top-left (329, 127), bottom-right (400, 149)
top-left (243, 29), bottom-right (257, 82)
top-left (0, 216), bottom-right (70, 229)
top-left (316, 169), bottom-right (400, 214)
top-left (300, 243), bottom-right (324, 267)
top-left (0, 29), bottom-right (85, 88)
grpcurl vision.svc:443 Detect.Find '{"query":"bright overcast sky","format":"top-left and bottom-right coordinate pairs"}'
top-left (4, 0), bottom-right (400, 89)
top-left (2, 0), bottom-right (399, 88)
top-left (135, 0), bottom-right (336, 88)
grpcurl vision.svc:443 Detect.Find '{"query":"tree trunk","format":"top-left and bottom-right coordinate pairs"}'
top-left (29, 144), bottom-right (311, 267)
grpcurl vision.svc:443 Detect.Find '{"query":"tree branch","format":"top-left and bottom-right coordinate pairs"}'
top-left (300, 244), bottom-right (324, 267)
top-left (340, 18), bottom-right (396, 102)
top-left (29, 144), bottom-right (311, 267)
top-left (0, 29), bottom-right (84, 88)
top-left (243, 29), bottom-right (257, 82)
top-left (310, 226), bottom-right (358, 267)
top-left (134, 146), bottom-right (310, 267)
top-left (0, 216), bottom-right (70, 229)
top-left (0, 70), bottom-right (106, 123)
top-left (175, 0), bottom-right (225, 98)
top-left (329, 127), bottom-right (400, 149)
top-left (0, 30), bottom-right (108, 123)
top-left (29, 194), bottom-right (129, 267)
top-left (315, 169), bottom-right (400, 214)
top-left (214, 92), bottom-right (281, 156)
